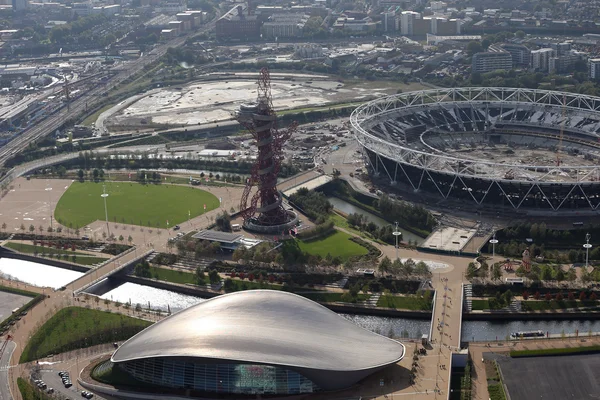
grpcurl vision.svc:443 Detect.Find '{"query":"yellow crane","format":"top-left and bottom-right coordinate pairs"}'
top-left (556, 94), bottom-right (567, 167)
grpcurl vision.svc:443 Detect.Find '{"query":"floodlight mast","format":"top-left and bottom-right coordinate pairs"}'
top-left (101, 185), bottom-right (110, 236)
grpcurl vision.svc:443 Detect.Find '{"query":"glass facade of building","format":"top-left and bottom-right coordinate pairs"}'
top-left (119, 358), bottom-right (320, 395)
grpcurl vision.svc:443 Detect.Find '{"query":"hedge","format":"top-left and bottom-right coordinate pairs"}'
top-left (510, 345), bottom-right (600, 358)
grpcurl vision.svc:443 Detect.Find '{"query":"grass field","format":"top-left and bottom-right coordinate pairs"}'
top-left (20, 307), bottom-right (152, 363)
top-left (54, 182), bottom-right (220, 228)
top-left (471, 299), bottom-right (491, 310)
top-left (296, 231), bottom-right (369, 261)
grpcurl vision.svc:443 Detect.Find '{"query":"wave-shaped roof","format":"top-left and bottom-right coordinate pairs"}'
top-left (112, 290), bottom-right (405, 372)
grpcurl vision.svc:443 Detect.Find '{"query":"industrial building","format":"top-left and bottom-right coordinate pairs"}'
top-left (262, 13), bottom-right (309, 38)
top-left (97, 291), bottom-right (405, 398)
top-left (471, 51), bottom-right (512, 73)
top-left (216, 4), bottom-right (261, 41)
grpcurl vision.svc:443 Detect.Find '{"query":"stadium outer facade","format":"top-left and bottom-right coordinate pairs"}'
top-left (85, 290), bottom-right (405, 399)
top-left (350, 87), bottom-right (600, 214)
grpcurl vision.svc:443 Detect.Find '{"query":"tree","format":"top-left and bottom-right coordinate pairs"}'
top-left (378, 256), bottom-right (392, 274)
top-left (515, 30), bottom-right (525, 39)
top-left (223, 278), bottom-right (235, 292)
top-left (128, 235), bottom-right (133, 245)
top-left (195, 267), bottom-right (205, 285)
top-left (208, 269), bottom-right (220, 284)
top-left (579, 291), bottom-right (587, 301)
top-left (466, 262), bottom-right (478, 279)
top-left (29, 224), bottom-right (35, 234)
top-left (77, 169), bottom-right (84, 181)
top-left (118, 234), bottom-right (124, 243)
top-left (491, 263), bottom-right (503, 281)
top-left (466, 41), bottom-right (483, 56)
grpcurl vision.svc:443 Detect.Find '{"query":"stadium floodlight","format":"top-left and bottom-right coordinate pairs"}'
top-left (583, 233), bottom-right (592, 269)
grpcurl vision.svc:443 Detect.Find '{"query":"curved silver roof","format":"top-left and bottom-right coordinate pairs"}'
top-left (112, 290), bottom-right (405, 372)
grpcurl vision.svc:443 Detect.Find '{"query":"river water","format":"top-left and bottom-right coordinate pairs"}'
top-left (0, 258), bottom-right (83, 289)
top-left (5, 259), bottom-right (600, 341)
top-left (326, 197), bottom-right (424, 244)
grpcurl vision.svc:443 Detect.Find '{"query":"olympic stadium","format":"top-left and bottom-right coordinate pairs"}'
top-left (350, 87), bottom-right (600, 215)
top-left (88, 290), bottom-right (405, 399)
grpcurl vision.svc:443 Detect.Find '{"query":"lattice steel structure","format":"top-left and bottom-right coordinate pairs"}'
top-left (237, 68), bottom-right (298, 233)
top-left (350, 87), bottom-right (600, 213)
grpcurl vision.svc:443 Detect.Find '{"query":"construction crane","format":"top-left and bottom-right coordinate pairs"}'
top-left (556, 94), bottom-right (567, 167)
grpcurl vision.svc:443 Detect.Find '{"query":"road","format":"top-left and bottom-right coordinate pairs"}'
top-left (0, 340), bottom-right (16, 400)
top-left (0, 19), bottom-right (217, 171)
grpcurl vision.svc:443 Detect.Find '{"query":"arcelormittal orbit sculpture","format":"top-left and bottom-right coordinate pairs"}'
top-left (236, 67), bottom-right (298, 233)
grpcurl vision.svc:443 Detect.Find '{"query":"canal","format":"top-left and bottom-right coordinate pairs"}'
top-left (326, 197), bottom-right (424, 244)
top-left (4, 258), bottom-right (600, 342)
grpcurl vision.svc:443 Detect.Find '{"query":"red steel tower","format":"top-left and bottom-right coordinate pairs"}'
top-left (237, 68), bottom-right (297, 233)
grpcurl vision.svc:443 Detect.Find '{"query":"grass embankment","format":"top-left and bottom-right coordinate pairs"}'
top-left (296, 230), bottom-right (369, 261)
top-left (4, 242), bottom-right (108, 265)
top-left (486, 361), bottom-right (507, 400)
top-left (147, 266), bottom-right (285, 291)
top-left (300, 292), bottom-right (370, 303)
top-left (510, 345), bottom-right (600, 358)
top-left (81, 103), bottom-right (114, 126)
top-left (20, 307), bottom-right (152, 363)
top-left (521, 300), bottom-right (599, 311)
top-left (54, 181), bottom-right (219, 228)
top-left (17, 378), bottom-right (54, 400)
top-left (377, 295), bottom-right (434, 311)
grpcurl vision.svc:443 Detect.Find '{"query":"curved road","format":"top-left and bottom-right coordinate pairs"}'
top-left (0, 340), bottom-right (16, 400)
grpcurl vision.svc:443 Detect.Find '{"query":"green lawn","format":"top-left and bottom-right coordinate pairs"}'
top-left (488, 383), bottom-right (506, 400)
top-left (54, 181), bottom-right (220, 228)
top-left (149, 266), bottom-right (201, 285)
top-left (510, 345), bottom-right (600, 357)
top-left (471, 299), bottom-right (491, 310)
top-left (4, 242), bottom-right (108, 265)
top-left (377, 295), bottom-right (434, 310)
top-left (296, 231), bottom-right (369, 261)
top-left (20, 307), bottom-right (152, 363)
top-left (81, 103), bottom-right (114, 126)
top-left (18, 378), bottom-right (54, 400)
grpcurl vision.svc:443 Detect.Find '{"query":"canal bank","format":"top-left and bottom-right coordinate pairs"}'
top-left (0, 247), bottom-right (91, 273)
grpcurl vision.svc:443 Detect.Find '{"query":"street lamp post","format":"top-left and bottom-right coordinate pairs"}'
top-left (489, 232), bottom-right (499, 260)
top-left (392, 221), bottom-right (401, 261)
top-left (101, 185), bottom-right (110, 236)
top-left (583, 233), bottom-right (592, 269)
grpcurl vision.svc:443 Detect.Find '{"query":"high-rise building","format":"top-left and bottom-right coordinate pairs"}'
top-left (531, 48), bottom-right (554, 72)
top-left (12, 0), bottom-right (27, 11)
top-left (589, 58), bottom-right (600, 80)
top-left (495, 43), bottom-right (531, 67)
top-left (471, 51), bottom-right (512, 73)
top-left (400, 11), bottom-right (420, 35)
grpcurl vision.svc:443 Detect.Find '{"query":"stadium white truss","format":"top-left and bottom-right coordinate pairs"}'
top-left (350, 87), bottom-right (600, 212)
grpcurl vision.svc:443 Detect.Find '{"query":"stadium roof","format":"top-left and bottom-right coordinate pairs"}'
top-left (112, 290), bottom-right (405, 372)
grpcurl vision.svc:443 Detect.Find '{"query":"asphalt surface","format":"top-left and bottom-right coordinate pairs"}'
top-left (0, 292), bottom-right (31, 323)
top-left (497, 353), bottom-right (600, 400)
top-left (0, 340), bottom-right (15, 400)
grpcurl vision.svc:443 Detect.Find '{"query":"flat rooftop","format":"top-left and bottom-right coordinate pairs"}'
top-left (421, 227), bottom-right (476, 252)
top-left (497, 353), bottom-right (600, 400)
top-left (192, 230), bottom-right (243, 244)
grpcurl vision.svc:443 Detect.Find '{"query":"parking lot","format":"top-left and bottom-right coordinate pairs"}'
top-left (0, 291), bottom-right (31, 322)
top-left (35, 369), bottom-right (106, 400)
